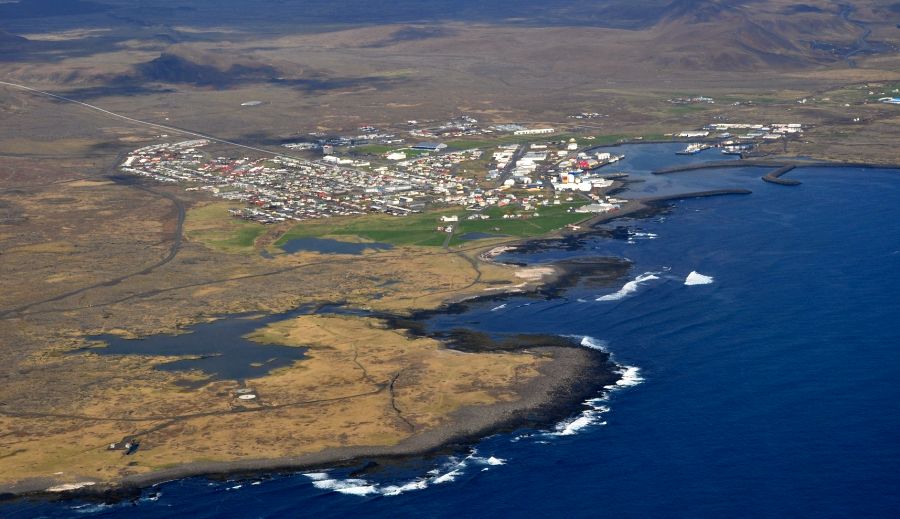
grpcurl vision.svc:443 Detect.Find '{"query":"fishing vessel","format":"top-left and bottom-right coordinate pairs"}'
top-left (676, 143), bottom-right (709, 155)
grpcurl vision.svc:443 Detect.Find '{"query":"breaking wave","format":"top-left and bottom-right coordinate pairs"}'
top-left (684, 271), bottom-right (714, 285)
top-left (627, 230), bottom-right (659, 244)
top-left (579, 336), bottom-right (645, 389)
top-left (523, 336), bottom-right (644, 441)
top-left (302, 451), bottom-right (507, 497)
top-left (300, 334), bottom-right (643, 497)
top-left (550, 398), bottom-right (611, 436)
top-left (596, 272), bottom-right (660, 301)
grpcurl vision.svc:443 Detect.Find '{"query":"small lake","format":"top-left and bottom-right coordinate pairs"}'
top-left (88, 307), bottom-right (311, 381)
top-left (280, 237), bottom-right (394, 254)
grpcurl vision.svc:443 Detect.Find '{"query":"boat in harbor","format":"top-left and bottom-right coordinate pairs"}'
top-left (676, 143), bottom-right (710, 155)
top-left (721, 145), bottom-right (751, 155)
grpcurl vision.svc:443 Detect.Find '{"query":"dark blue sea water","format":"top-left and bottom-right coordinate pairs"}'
top-left (7, 144), bottom-right (900, 518)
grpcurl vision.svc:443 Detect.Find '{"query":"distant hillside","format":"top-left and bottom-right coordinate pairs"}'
top-left (133, 52), bottom-right (279, 86)
top-left (648, 0), bottom-right (863, 70)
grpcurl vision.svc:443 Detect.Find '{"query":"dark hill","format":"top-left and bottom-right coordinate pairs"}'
top-left (134, 52), bottom-right (279, 87)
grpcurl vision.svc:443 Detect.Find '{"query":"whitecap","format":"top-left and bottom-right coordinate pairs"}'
top-left (311, 477), bottom-right (378, 496)
top-left (596, 272), bottom-right (660, 301)
top-left (465, 453), bottom-right (506, 466)
top-left (540, 337), bottom-right (646, 438)
top-left (381, 480), bottom-right (429, 496)
top-left (334, 485), bottom-right (379, 496)
top-left (490, 303), bottom-right (507, 312)
top-left (684, 271), bottom-right (714, 285)
top-left (302, 451), bottom-right (509, 497)
top-left (552, 413), bottom-right (596, 436)
top-left (432, 469), bottom-right (463, 484)
top-left (579, 336), bottom-right (608, 351)
top-left (71, 503), bottom-right (114, 514)
top-left (614, 366), bottom-right (644, 387)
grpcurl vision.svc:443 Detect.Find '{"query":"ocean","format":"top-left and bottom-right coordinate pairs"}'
top-left (6, 144), bottom-right (899, 518)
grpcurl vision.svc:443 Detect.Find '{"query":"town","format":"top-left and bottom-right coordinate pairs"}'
top-left (119, 113), bottom-right (806, 224)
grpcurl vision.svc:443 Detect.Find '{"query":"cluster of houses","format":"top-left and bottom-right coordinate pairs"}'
top-left (120, 138), bottom-right (554, 224)
top-left (668, 96), bottom-right (715, 105)
top-left (668, 122), bottom-right (807, 155)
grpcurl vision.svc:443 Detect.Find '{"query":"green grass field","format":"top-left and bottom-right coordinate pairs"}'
top-left (667, 104), bottom-right (713, 114)
top-left (352, 144), bottom-right (395, 155)
top-left (351, 145), bottom-right (432, 159)
top-left (274, 202), bottom-right (589, 249)
top-left (274, 209), bottom-right (460, 247)
top-left (446, 202), bottom-right (587, 246)
top-left (185, 203), bottom-right (268, 253)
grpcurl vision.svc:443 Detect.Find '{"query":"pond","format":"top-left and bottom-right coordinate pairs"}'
top-left (87, 307), bottom-right (311, 381)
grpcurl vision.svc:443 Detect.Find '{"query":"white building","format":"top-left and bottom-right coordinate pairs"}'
top-left (513, 128), bottom-right (555, 136)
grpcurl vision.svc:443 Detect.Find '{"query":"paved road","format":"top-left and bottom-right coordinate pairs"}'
top-left (497, 144), bottom-right (526, 185)
top-left (0, 81), bottom-right (315, 162)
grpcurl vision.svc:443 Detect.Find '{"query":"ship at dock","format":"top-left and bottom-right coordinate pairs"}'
top-left (676, 143), bottom-right (710, 155)
top-left (721, 144), bottom-right (752, 155)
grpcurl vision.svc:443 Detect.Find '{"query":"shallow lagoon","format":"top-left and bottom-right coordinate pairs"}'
top-left (89, 307), bottom-right (310, 381)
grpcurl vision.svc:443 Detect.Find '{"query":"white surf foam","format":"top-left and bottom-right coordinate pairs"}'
top-left (596, 272), bottom-right (660, 301)
top-left (539, 336), bottom-right (646, 438)
top-left (490, 303), bottom-right (507, 312)
top-left (302, 451), bottom-right (506, 497)
top-left (381, 480), bottom-right (429, 496)
top-left (486, 456), bottom-right (505, 466)
top-left (432, 469), bottom-right (463, 484)
top-left (550, 401), bottom-right (612, 436)
top-left (579, 336), bottom-right (609, 351)
top-left (684, 271), bottom-right (714, 285)
top-left (71, 503), bottom-right (114, 514)
top-left (613, 366), bottom-right (644, 387)
top-left (577, 336), bottom-right (645, 392)
top-left (310, 477), bottom-right (378, 496)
